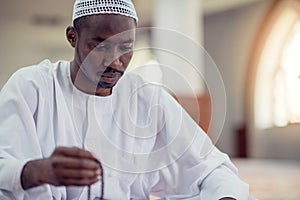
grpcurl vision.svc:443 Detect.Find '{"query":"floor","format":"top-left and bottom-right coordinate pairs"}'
top-left (150, 158), bottom-right (300, 200)
top-left (233, 158), bottom-right (300, 200)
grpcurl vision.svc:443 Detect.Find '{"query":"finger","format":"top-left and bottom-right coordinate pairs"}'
top-left (57, 176), bottom-right (100, 186)
top-left (52, 156), bottom-right (100, 170)
top-left (54, 147), bottom-right (99, 161)
top-left (54, 177), bottom-right (99, 186)
top-left (55, 168), bottom-right (101, 179)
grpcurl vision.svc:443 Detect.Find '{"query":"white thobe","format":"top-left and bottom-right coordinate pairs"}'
top-left (0, 59), bottom-right (249, 199)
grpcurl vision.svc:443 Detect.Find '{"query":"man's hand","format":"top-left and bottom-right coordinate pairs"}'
top-left (21, 147), bottom-right (101, 190)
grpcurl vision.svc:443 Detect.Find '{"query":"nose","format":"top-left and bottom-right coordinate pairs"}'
top-left (103, 47), bottom-right (122, 68)
top-left (105, 57), bottom-right (122, 69)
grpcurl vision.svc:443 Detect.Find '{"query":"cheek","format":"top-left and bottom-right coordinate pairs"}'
top-left (81, 51), bottom-right (105, 71)
top-left (76, 40), bottom-right (104, 68)
top-left (86, 51), bottom-right (104, 64)
top-left (121, 52), bottom-right (133, 68)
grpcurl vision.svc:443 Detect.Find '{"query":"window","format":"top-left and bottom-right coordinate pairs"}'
top-left (276, 22), bottom-right (300, 125)
top-left (254, 2), bottom-right (300, 129)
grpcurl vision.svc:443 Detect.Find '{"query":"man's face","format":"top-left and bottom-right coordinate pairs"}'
top-left (73, 14), bottom-right (136, 89)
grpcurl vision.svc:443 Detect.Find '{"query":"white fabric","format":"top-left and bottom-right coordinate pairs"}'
top-left (0, 59), bottom-right (249, 199)
top-left (73, 0), bottom-right (138, 22)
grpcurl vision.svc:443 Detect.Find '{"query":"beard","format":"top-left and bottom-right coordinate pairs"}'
top-left (96, 66), bottom-right (124, 89)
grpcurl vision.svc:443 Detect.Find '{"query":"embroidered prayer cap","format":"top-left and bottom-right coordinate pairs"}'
top-left (72, 0), bottom-right (138, 22)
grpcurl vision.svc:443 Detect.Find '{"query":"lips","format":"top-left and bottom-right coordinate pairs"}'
top-left (100, 73), bottom-right (119, 84)
top-left (96, 66), bottom-right (124, 86)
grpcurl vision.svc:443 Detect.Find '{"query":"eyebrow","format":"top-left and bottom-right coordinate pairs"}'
top-left (92, 37), bottom-right (106, 43)
top-left (92, 37), bottom-right (134, 44)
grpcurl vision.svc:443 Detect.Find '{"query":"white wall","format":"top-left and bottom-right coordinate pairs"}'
top-left (0, 1), bottom-right (74, 88)
top-left (203, 0), bottom-right (272, 155)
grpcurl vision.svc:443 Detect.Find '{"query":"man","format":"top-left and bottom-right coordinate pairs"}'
top-left (0, 0), bottom-right (249, 199)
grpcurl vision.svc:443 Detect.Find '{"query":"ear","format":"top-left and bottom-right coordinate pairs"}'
top-left (66, 26), bottom-right (77, 48)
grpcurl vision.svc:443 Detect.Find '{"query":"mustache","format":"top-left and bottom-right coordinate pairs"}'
top-left (102, 66), bottom-right (124, 76)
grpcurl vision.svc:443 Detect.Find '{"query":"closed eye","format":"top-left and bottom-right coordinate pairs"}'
top-left (95, 43), bottom-right (109, 51)
top-left (119, 43), bottom-right (133, 52)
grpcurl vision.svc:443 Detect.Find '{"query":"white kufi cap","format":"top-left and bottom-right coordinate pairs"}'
top-left (73, 0), bottom-right (138, 22)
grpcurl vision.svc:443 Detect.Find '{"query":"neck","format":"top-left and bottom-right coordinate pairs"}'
top-left (70, 61), bottom-right (112, 96)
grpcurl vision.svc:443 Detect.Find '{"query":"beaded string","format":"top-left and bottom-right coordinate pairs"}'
top-left (87, 161), bottom-right (104, 200)
top-left (72, 90), bottom-right (105, 200)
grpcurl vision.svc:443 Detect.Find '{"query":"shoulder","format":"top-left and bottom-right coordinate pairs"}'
top-left (8, 60), bottom-right (50, 81)
top-left (115, 72), bottom-right (177, 104)
top-left (119, 72), bottom-right (145, 86)
top-left (116, 72), bottom-right (160, 97)
top-left (1, 59), bottom-right (68, 94)
top-left (6, 59), bottom-right (67, 85)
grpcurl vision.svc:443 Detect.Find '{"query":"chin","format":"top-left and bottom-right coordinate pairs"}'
top-left (97, 82), bottom-right (117, 89)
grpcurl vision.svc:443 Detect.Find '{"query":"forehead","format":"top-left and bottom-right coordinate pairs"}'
top-left (79, 14), bottom-right (136, 41)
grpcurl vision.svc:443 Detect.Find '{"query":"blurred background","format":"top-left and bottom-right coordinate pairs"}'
top-left (1, 0), bottom-right (300, 199)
